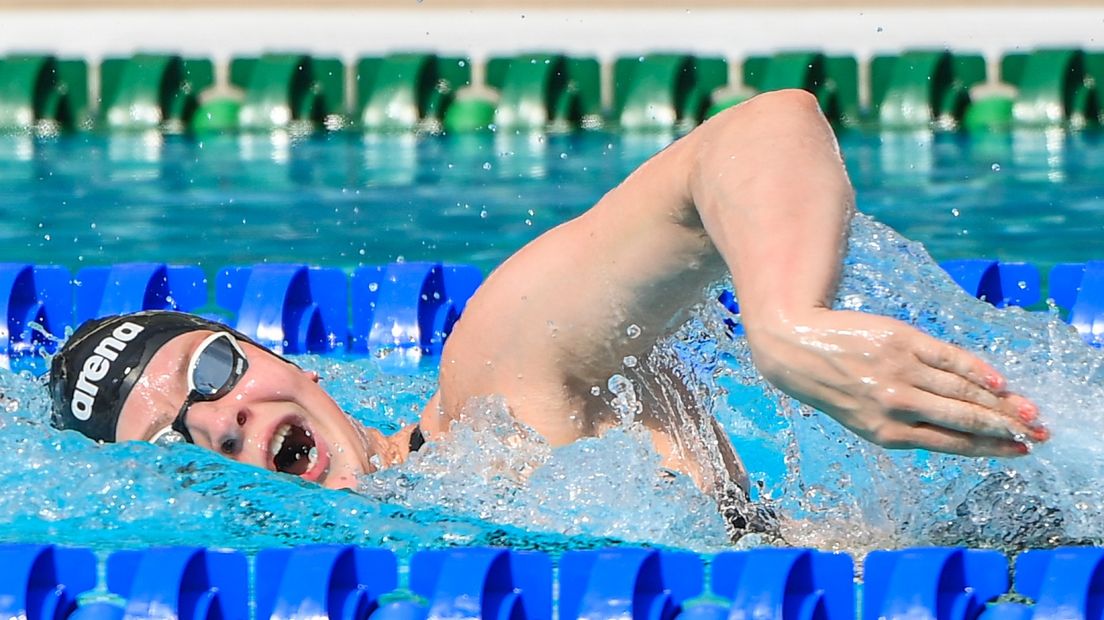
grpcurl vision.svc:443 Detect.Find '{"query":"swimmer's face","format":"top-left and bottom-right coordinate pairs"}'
top-left (114, 330), bottom-right (391, 490)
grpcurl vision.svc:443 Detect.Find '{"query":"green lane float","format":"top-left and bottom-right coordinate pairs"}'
top-left (1001, 48), bottom-right (1102, 128)
top-left (357, 53), bottom-right (471, 133)
top-left (613, 54), bottom-right (727, 131)
top-left (964, 96), bottom-right (1015, 133)
top-left (232, 53), bottom-right (346, 132)
top-left (0, 54), bottom-right (88, 133)
top-left (443, 97), bottom-right (496, 133)
top-left (192, 97), bottom-right (242, 134)
top-left (742, 51), bottom-right (860, 126)
top-left (485, 53), bottom-right (601, 131)
top-left (871, 50), bottom-right (986, 130)
top-left (100, 54), bottom-right (213, 132)
top-left (1, 47), bottom-right (1103, 135)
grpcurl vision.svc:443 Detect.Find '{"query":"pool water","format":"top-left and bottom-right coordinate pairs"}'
top-left (1, 129), bottom-right (1102, 276)
top-left (0, 129), bottom-right (1103, 556)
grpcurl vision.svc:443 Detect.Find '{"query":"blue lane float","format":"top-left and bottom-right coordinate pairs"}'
top-left (401, 548), bottom-right (552, 620)
top-left (0, 544), bottom-right (96, 620)
top-left (104, 547), bottom-right (249, 620)
top-left (14, 544), bottom-right (1104, 619)
top-left (559, 548), bottom-right (701, 620)
top-left (216, 264), bottom-right (348, 355)
top-left (1049, 261), bottom-right (1104, 346)
top-left (74, 263), bottom-right (207, 323)
top-left (988, 547), bottom-right (1104, 620)
top-left (862, 547), bottom-right (1008, 620)
top-left (256, 545), bottom-right (397, 620)
top-left (707, 549), bottom-right (854, 620)
top-left (939, 259), bottom-right (1041, 308)
top-left (0, 263), bottom-right (71, 373)
top-left (350, 262), bottom-right (483, 356)
top-left (4, 258), bottom-right (1103, 368)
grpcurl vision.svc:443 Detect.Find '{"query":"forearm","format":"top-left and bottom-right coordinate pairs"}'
top-left (687, 90), bottom-right (853, 331)
top-left (685, 91), bottom-right (1044, 457)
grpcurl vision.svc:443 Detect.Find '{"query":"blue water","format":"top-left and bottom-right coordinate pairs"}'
top-left (1, 129), bottom-right (1103, 555)
top-left (1, 129), bottom-right (1102, 276)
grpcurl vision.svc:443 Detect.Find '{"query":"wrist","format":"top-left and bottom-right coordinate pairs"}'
top-left (741, 304), bottom-right (828, 336)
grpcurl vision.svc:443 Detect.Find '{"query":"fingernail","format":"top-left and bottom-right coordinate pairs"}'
top-left (1032, 426), bottom-right (1050, 442)
top-left (1014, 442), bottom-right (1030, 455)
top-left (987, 373), bottom-right (1005, 391)
top-left (1018, 403), bottom-right (1037, 423)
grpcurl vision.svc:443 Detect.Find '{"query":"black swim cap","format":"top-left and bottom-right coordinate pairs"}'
top-left (48, 310), bottom-right (247, 443)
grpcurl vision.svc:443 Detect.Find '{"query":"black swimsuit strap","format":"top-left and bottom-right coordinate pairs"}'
top-left (409, 425), bottom-right (426, 452)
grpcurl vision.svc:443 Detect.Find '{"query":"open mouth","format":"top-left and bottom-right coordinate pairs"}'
top-left (269, 421), bottom-right (318, 476)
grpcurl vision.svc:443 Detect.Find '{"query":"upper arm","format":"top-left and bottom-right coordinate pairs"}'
top-left (684, 90), bottom-right (854, 324)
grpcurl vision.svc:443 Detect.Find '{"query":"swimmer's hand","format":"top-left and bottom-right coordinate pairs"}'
top-left (745, 308), bottom-right (1047, 457)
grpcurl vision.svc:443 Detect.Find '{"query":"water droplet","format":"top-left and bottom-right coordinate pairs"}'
top-left (590, 386), bottom-right (601, 396)
top-left (623, 355), bottom-right (638, 368)
top-left (482, 162), bottom-right (492, 170)
top-left (951, 208), bottom-right (960, 217)
top-left (626, 324), bottom-right (642, 339)
top-left (991, 163), bottom-right (1001, 172)
top-left (608, 373), bottom-right (631, 394)
top-left (368, 282), bottom-right (379, 292)
top-left (480, 209), bottom-right (489, 219)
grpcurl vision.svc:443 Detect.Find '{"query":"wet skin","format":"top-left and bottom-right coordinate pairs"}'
top-left (115, 90), bottom-right (1048, 492)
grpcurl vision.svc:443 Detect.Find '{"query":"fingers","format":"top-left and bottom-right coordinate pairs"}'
top-left (909, 335), bottom-right (1047, 442)
top-left (879, 422), bottom-right (1030, 458)
top-left (889, 387), bottom-right (1048, 443)
top-left (913, 367), bottom-right (1041, 426)
top-left (914, 366), bottom-right (1005, 411)
top-left (914, 337), bottom-right (1005, 392)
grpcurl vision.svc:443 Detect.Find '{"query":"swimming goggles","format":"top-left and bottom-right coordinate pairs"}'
top-left (150, 331), bottom-right (250, 446)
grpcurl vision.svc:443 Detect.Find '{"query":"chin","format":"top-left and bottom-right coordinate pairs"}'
top-left (320, 469), bottom-right (362, 491)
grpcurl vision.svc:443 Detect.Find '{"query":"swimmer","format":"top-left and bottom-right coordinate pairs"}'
top-left (47, 90), bottom-right (1048, 525)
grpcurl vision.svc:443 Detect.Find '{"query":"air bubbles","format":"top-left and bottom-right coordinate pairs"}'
top-left (626, 324), bottom-right (642, 339)
top-left (991, 163), bottom-right (1002, 172)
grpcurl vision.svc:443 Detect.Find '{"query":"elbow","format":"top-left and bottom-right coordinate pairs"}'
top-left (748, 88), bottom-right (821, 113)
top-left (711, 89), bottom-right (824, 130)
top-left (688, 87), bottom-right (831, 191)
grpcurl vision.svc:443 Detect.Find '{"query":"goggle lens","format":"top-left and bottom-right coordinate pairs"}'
top-left (150, 332), bottom-right (249, 445)
top-left (190, 334), bottom-right (245, 397)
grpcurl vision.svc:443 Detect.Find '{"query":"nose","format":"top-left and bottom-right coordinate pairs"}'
top-left (183, 401), bottom-right (249, 458)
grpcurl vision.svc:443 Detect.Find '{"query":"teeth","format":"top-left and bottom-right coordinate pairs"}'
top-left (269, 423), bottom-right (291, 458)
top-left (307, 446), bottom-right (319, 472)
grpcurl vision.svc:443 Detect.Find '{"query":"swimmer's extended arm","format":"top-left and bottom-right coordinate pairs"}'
top-left (687, 90), bottom-right (1045, 456)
